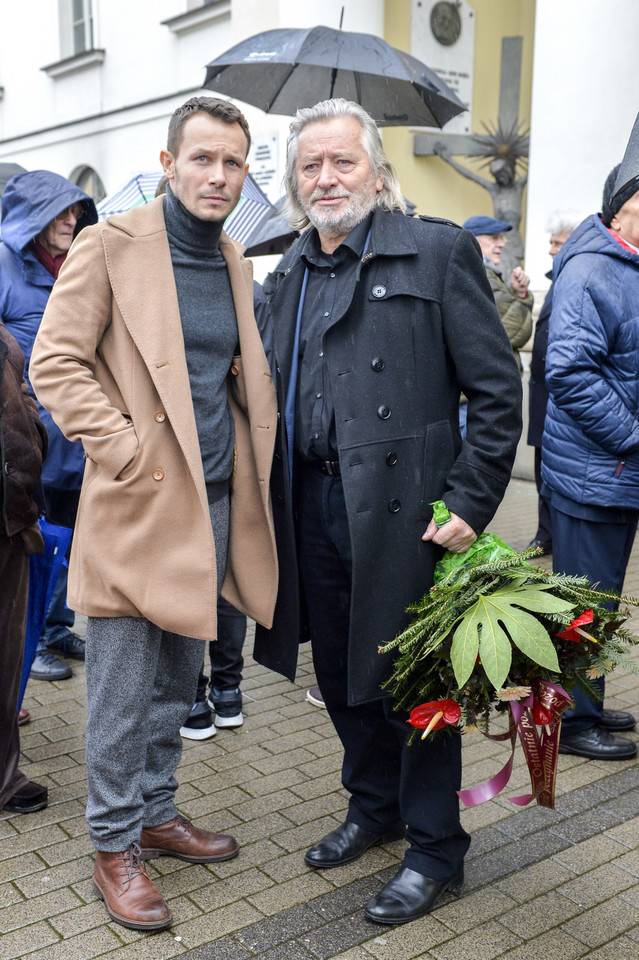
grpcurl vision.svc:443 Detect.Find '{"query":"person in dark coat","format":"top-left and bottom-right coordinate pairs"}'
top-left (542, 129), bottom-right (639, 760)
top-left (253, 99), bottom-right (522, 924)
top-left (527, 213), bottom-right (580, 555)
top-left (0, 321), bottom-right (48, 813)
top-left (0, 171), bottom-right (97, 680)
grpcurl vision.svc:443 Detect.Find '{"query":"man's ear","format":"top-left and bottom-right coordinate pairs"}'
top-left (160, 150), bottom-right (175, 178)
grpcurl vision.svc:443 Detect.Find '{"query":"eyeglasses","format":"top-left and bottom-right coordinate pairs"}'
top-left (55, 202), bottom-right (84, 221)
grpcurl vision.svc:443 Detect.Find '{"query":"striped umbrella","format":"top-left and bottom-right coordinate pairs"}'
top-left (96, 171), bottom-right (276, 247)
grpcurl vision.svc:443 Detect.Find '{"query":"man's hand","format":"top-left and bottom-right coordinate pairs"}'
top-left (422, 512), bottom-right (477, 553)
top-left (511, 266), bottom-right (531, 299)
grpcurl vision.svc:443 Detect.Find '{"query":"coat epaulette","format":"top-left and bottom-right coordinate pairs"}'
top-left (417, 214), bottom-right (462, 229)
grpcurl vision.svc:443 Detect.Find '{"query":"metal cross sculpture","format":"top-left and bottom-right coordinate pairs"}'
top-left (415, 36), bottom-right (529, 279)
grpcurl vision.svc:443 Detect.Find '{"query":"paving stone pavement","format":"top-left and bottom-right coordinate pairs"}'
top-left (3, 477), bottom-right (639, 959)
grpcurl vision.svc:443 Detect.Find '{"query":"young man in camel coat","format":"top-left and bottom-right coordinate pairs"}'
top-left (30, 97), bottom-right (278, 932)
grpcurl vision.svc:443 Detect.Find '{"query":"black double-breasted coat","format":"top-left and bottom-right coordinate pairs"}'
top-left (254, 209), bottom-right (522, 705)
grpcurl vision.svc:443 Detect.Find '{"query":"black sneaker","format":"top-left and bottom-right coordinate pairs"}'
top-left (209, 687), bottom-right (243, 728)
top-left (180, 701), bottom-right (216, 740)
top-left (30, 648), bottom-right (73, 681)
top-left (45, 629), bottom-right (86, 661)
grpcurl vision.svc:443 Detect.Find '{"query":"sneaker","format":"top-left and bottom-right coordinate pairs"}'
top-left (306, 685), bottom-right (326, 708)
top-left (209, 686), bottom-right (243, 728)
top-left (18, 707), bottom-right (30, 725)
top-left (30, 648), bottom-right (73, 681)
top-left (45, 629), bottom-right (86, 661)
top-left (180, 701), bottom-right (216, 740)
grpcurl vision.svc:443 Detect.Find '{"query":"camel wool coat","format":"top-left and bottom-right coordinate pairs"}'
top-left (30, 196), bottom-right (278, 641)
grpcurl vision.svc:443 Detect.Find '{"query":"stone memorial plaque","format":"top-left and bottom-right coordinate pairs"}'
top-left (411, 0), bottom-right (475, 133)
top-left (248, 134), bottom-right (280, 205)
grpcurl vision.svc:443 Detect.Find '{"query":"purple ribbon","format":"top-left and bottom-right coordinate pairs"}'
top-left (457, 682), bottom-right (572, 809)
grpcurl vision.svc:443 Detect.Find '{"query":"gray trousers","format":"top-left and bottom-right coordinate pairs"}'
top-left (85, 496), bottom-right (229, 851)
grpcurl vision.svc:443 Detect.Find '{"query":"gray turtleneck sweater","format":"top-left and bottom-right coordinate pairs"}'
top-left (163, 185), bottom-right (238, 493)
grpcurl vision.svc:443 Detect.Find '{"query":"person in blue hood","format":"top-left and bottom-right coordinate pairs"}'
top-left (0, 170), bottom-right (97, 680)
top-left (541, 140), bottom-right (639, 761)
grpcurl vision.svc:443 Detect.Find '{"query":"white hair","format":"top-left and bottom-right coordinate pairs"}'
top-left (284, 98), bottom-right (406, 231)
top-left (545, 210), bottom-right (583, 237)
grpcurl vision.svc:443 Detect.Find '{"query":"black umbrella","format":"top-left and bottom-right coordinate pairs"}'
top-left (203, 26), bottom-right (464, 128)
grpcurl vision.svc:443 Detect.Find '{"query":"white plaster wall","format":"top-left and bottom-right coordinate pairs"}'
top-left (525, 0), bottom-right (639, 290)
top-left (0, 0), bottom-right (384, 229)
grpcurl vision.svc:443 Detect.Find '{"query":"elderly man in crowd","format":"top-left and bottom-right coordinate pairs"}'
top-left (253, 98), bottom-right (522, 924)
top-left (542, 115), bottom-right (639, 762)
top-left (30, 96), bottom-right (278, 931)
top-left (0, 171), bottom-right (97, 680)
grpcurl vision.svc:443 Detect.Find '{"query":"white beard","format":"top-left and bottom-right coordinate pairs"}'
top-left (301, 185), bottom-right (378, 238)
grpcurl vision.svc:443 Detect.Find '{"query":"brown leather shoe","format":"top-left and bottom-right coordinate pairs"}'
top-left (140, 814), bottom-right (239, 863)
top-left (93, 844), bottom-right (172, 931)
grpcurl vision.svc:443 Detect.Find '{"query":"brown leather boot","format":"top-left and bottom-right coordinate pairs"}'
top-left (140, 814), bottom-right (239, 863)
top-left (93, 844), bottom-right (172, 931)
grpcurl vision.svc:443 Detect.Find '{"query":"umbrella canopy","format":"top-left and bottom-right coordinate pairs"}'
top-left (96, 172), bottom-right (163, 217)
top-left (96, 170), bottom-right (279, 249)
top-left (204, 25), bottom-right (464, 128)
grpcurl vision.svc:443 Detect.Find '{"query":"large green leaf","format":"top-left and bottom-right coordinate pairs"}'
top-left (450, 584), bottom-right (572, 690)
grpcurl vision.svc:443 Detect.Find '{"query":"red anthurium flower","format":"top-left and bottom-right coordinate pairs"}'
top-left (409, 699), bottom-right (461, 738)
top-left (532, 700), bottom-right (553, 726)
top-left (556, 609), bottom-right (595, 642)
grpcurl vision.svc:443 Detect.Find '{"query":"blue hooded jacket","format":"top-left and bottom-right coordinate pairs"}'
top-left (0, 170), bottom-right (97, 490)
top-left (541, 213), bottom-right (639, 508)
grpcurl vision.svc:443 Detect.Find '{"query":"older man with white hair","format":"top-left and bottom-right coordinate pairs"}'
top-left (254, 98), bottom-right (522, 924)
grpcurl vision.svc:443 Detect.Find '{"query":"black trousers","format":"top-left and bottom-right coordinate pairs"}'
top-left (296, 464), bottom-right (470, 879)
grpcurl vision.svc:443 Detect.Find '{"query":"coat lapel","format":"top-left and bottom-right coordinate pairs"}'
top-left (101, 198), bottom-right (204, 488)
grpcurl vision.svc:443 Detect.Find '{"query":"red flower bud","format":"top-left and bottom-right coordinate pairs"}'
top-left (409, 699), bottom-right (461, 737)
top-left (532, 701), bottom-right (553, 726)
top-left (557, 609), bottom-right (594, 643)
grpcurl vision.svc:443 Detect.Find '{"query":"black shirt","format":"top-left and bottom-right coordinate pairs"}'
top-left (295, 213), bottom-right (373, 461)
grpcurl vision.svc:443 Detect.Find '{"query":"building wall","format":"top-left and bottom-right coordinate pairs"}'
top-left (525, 0), bottom-right (639, 288)
top-left (382, 0), bottom-right (536, 230)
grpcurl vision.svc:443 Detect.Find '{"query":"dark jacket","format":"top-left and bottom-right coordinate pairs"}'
top-left (0, 323), bottom-right (47, 542)
top-left (0, 170), bottom-right (96, 491)
top-left (254, 208), bottom-right (522, 704)
top-left (527, 271), bottom-right (553, 447)
top-left (542, 214), bottom-right (639, 508)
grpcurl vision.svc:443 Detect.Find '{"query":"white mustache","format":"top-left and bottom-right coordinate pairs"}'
top-left (310, 188), bottom-right (352, 202)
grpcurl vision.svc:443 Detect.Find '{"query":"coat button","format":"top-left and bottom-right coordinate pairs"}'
top-left (231, 364), bottom-right (239, 376)
top-left (372, 284), bottom-right (386, 299)
top-left (152, 469), bottom-right (164, 481)
top-left (154, 410), bottom-right (166, 422)
top-left (388, 498), bottom-right (401, 513)
top-left (386, 451), bottom-right (398, 466)
top-left (377, 405), bottom-right (391, 420)
top-left (371, 356), bottom-right (385, 372)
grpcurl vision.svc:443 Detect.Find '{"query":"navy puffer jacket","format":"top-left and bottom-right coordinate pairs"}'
top-left (0, 170), bottom-right (96, 490)
top-left (541, 213), bottom-right (639, 508)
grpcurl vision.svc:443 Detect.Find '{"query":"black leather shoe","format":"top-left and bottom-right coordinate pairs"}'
top-left (599, 709), bottom-right (636, 732)
top-left (528, 538), bottom-right (552, 556)
top-left (559, 724), bottom-right (637, 760)
top-left (365, 865), bottom-right (463, 924)
top-left (304, 821), bottom-right (405, 869)
top-left (2, 780), bottom-right (48, 813)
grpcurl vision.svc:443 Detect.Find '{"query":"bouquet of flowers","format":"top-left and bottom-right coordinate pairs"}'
top-left (382, 512), bottom-right (639, 808)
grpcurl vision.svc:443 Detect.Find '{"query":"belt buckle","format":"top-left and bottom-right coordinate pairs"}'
top-left (325, 460), bottom-right (339, 476)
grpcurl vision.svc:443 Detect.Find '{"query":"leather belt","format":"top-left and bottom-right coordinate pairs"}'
top-left (315, 459), bottom-right (341, 476)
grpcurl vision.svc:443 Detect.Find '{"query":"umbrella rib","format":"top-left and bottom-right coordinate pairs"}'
top-left (265, 63), bottom-right (298, 113)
